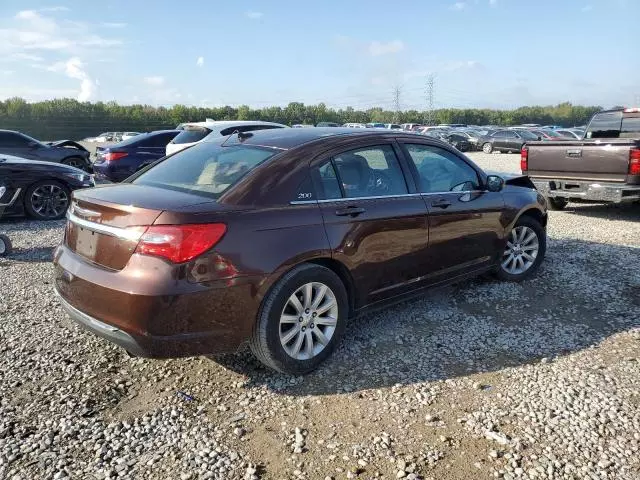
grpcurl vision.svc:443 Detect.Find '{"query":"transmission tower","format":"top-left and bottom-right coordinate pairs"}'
top-left (392, 85), bottom-right (401, 124)
top-left (425, 74), bottom-right (435, 125)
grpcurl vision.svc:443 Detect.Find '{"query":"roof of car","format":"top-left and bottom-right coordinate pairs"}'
top-left (205, 127), bottom-right (420, 150)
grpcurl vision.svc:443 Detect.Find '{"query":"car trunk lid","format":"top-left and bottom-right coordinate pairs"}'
top-left (64, 184), bottom-right (215, 270)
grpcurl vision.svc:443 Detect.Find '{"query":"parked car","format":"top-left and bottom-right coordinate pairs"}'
top-left (529, 129), bottom-right (566, 141)
top-left (0, 154), bottom-right (94, 220)
top-left (366, 123), bottom-right (386, 129)
top-left (166, 121), bottom-right (287, 156)
top-left (0, 129), bottom-right (92, 170)
top-left (401, 123), bottom-right (422, 131)
top-left (541, 125), bottom-right (562, 130)
top-left (523, 107), bottom-right (640, 209)
top-left (316, 122), bottom-right (340, 127)
top-left (450, 130), bottom-right (482, 150)
top-left (444, 133), bottom-right (473, 152)
top-left (481, 129), bottom-right (539, 153)
top-left (122, 132), bottom-right (142, 141)
top-left (54, 128), bottom-right (547, 375)
top-left (385, 124), bottom-right (403, 130)
top-left (93, 130), bottom-right (180, 183)
top-left (292, 124), bottom-right (315, 128)
top-left (89, 132), bottom-right (115, 142)
top-left (555, 129), bottom-right (584, 140)
top-left (343, 123), bottom-right (367, 128)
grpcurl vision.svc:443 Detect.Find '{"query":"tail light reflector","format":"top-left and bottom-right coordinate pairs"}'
top-left (134, 224), bottom-right (226, 263)
top-left (630, 148), bottom-right (640, 176)
top-left (105, 152), bottom-right (128, 161)
top-left (520, 146), bottom-right (529, 172)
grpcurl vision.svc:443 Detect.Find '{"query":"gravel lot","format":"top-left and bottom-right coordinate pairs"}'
top-left (1, 152), bottom-right (639, 480)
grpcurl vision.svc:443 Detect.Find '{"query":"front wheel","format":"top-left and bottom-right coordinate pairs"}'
top-left (62, 156), bottom-right (89, 171)
top-left (24, 180), bottom-right (70, 220)
top-left (482, 142), bottom-right (493, 154)
top-left (250, 264), bottom-right (348, 375)
top-left (0, 234), bottom-right (11, 256)
top-left (495, 216), bottom-right (546, 282)
top-left (547, 197), bottom-right (568, 211)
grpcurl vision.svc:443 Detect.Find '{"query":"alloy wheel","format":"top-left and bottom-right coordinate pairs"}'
top-left (279, 282), bottom-right (338, 360)
top-left (502, 226), bottom-right (539, 275)
top-left (30, 184), bottom-right (69, 218)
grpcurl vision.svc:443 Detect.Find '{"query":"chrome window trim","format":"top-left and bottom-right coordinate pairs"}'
top-left (290, 190), bottom-right (487, 205)
top-left (66, 210), bottom-right (144, 241)
top-left (0, 188), bottom-right (21, 207)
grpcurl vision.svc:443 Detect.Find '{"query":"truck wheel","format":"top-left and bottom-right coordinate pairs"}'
top-left (547, 197), bottom-right (568, 211)
top-left (482, 142), bottom-right (493, 154)
top-left (250, 264), bottom-right (348, 375)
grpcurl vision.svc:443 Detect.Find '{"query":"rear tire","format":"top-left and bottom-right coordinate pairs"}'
top-left (547, 197), bottom-right (568, 211)
top-left (482, 142), bottom-right (493, 154)
top-left (495, 216), bottom-right (546, 282)
top-left (249, 264), bottom-right (348, 375)
top-left (0, 234), bottom-right (11, 256)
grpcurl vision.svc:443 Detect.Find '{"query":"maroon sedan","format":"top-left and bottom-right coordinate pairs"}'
top-left (54, 128), bottom-right (547, 374)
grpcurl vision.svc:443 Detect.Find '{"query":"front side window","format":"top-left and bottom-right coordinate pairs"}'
top-left (332, 145), bottom-right (408, 198)
top-left (404, 144), bottom-right (480, 193)
top-left (132, 142), bottom-right (277, 199)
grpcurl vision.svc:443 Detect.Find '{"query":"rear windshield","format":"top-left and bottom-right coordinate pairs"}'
top-left (132, 142), bottom-right (277, 199)
top-left (170, 126), bottom-right (212, 145)
top-left (620, 115), bottom-right (640, 138)
top-left (586, 111), bottom-right (623, 139)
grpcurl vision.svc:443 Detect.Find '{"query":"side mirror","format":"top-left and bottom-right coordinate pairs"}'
top-left (486, 175), bottom-right (504, 192)
top-left (537, 136), bottom-right (542, 141)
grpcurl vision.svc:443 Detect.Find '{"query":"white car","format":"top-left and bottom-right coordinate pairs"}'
top-left (121, 132), bottom-right (141, 141)
top-left (166, 121), bottom-right (288, 156)
top-left (343, 123), bottom-right (366, 128)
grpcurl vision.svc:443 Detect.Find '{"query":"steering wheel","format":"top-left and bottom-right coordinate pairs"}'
top-left (368, 170), bottom-right (393, 194)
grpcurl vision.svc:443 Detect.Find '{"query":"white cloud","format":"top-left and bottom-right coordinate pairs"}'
top-left (143, 76), bottom-right (165, 86)
top-left (40, 6), bottom-right (69, 12)
top-left (44, 57), bottom-right (97, 101)
top-left (489, 0), bottom-right (498, 5)
top-left (0, 9), bottom-right (122, 55)
top-left (246, 11), bottom-right (263, 19)
top-left (102, 22), bottom-right (127, 28)
top-left (451, 2), bottom-right (467, 10)
top-left (368, 40), bottom-right (404, 56)
top-left (581, 4), bottom-right (593, 11)
top-left (196, 56), bottom-right (204, 67)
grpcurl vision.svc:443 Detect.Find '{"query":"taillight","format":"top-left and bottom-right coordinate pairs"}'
top-left (630, 148), bottom-right (640, 176)
top-left (104, 152), bottom-right (128, 161)
top-left (520, 146), bottom-right (529, 172)
top-left (134, 224), bottom-right (226, 263)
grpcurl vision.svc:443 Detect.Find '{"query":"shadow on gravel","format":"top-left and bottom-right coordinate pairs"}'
top-left (562, 202), bottom-right (640, 221)
top-left (0, 246), bottom-right (54, 264)
top-left (212, 238), bottom-right (639, 396)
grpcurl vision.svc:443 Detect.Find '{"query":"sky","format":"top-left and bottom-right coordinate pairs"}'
top-left (0, 0), bottom-right (638, 110)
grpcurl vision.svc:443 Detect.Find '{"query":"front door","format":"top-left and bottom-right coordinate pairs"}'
top-left (311, 142), bottom-right (430, 306)
top-left (400, 142), bottom-right (505, 282)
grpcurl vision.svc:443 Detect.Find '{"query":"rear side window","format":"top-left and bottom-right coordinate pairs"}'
top-left (620, 115), bottom-right (640, 138)
top-left (171, 126), bottom-right (212, 144)
top-left (0, 132), bottom-right (31, 147)
top-left (132, 143), bottom-right (276, 199)
top-left (586, 111), bottom-right (622, 139)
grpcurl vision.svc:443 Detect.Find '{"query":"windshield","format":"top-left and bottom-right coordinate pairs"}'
top-left (132, 142), bottom-right (278, 199)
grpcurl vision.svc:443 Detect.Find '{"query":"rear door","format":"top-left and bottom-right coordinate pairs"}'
top-left (311, 142), bottom-right (431, 306)
top-left (491, 131), bottom-right (508, 149)
top-left (400, 142), bottom-right (505, 281)
top-left (503, 130), bottom-right (520, 150)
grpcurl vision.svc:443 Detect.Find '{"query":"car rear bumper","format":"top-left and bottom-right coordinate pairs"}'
top-left (532, 179), bottom-right (640, 203)
top-left (53, 244), bottom-right (265, 357)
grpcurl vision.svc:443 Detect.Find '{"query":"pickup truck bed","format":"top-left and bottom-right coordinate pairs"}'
top-left (523, 108), bottom-right (640, 207)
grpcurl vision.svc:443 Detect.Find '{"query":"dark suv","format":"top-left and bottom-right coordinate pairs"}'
top-left (54, 129), bottom-right (547, 375)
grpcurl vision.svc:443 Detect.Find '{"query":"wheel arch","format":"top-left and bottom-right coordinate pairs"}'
top-left (517, 206), bottom-right (547, 228)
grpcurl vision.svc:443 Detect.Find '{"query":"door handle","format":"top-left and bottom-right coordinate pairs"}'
top-left (431, 199), bottom-right (452, 209)
top-left (335, 206), bottom-right (366, 217)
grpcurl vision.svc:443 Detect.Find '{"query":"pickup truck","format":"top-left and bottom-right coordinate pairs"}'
top-left (522, 107), bottom-right (640, 209)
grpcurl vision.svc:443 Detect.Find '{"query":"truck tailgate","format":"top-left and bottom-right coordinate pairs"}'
top-left (527, 140), bottom-right (635, 182)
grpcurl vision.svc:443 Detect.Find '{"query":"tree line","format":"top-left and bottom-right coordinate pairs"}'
top-left (0, 97), bottom-right (602, 140)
